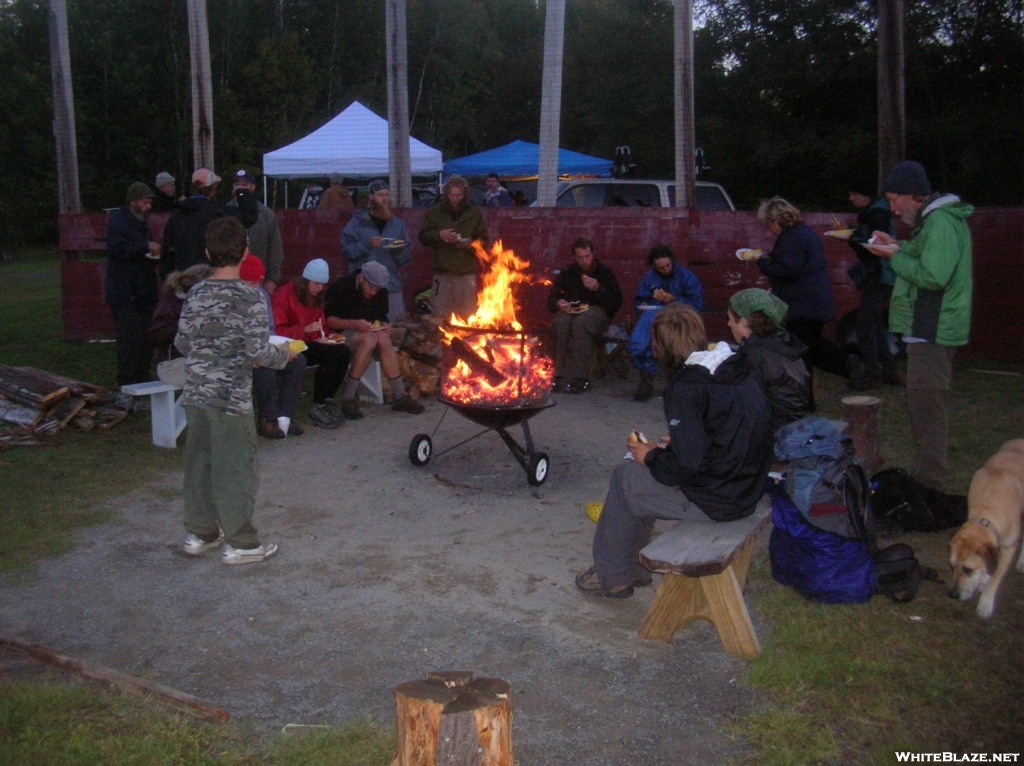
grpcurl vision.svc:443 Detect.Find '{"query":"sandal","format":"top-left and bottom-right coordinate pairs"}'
top-left (575, 567), bottom-right (634, 599)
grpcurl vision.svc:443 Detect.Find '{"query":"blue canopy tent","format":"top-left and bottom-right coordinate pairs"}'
top-left (442, 140), bottom-right (612, 179)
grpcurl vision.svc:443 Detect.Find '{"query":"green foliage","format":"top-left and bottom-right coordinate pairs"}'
top-left (0, 0), bottom-right (1021, 244)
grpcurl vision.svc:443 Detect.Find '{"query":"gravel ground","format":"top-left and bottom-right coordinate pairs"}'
top-left (0, 375), bottom-right (767, 764)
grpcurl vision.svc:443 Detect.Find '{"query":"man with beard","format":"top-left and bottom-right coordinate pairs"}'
top-left (419, 175), bottom-right (489, 320)
top-left (341, 179), bottom-right (412, 322)
top-left (160, 168), bottom-right (234, 279)
top-left (227, 169), bottom-right (285, 294)
top-left (866, 160), bottom-right (973, 492)
top-left (547, 237), bottom-right (623, 393)
top-left (105, 182), bottom-right (161, 386)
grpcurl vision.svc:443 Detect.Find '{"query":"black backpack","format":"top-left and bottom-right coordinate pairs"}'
top-left (870, 467), bottom-right (968, 533)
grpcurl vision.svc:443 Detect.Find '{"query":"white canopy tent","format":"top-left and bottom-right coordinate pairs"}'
top-left (262, 101), bottom-right (443, 180)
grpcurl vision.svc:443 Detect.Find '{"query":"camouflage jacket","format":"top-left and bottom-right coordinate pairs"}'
top-left (174, 279), bottom-right (289, 415)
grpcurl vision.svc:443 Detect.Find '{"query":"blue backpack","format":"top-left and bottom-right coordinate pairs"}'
top-left (769, 417), bottom-right (932, 604)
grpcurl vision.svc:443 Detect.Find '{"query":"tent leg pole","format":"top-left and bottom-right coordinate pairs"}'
top-left (285, 181), bottom-right (288, 209)
top-left (263, 175), bottom-right (267, 206)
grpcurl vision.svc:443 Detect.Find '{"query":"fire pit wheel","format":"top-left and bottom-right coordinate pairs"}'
top-left (528, 453), bottom-right (549, 486)
top-left (409, 434), bottom-right (433, 467)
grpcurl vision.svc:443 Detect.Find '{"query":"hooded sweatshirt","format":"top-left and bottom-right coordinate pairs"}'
top-left (643, 356), bottom-right (773, 521)
top-left (887, 194), bottom-right (973, 346)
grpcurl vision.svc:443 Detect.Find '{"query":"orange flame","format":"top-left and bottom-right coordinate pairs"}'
top-left (441, 240), bottom-right (553, 406)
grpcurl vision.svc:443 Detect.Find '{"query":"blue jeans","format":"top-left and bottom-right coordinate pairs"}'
top-left (627, 308), bottom-right (660, 375)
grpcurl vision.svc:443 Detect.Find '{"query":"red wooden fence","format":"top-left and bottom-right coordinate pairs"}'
top-left (59, 206), bottom-right (1024, 361)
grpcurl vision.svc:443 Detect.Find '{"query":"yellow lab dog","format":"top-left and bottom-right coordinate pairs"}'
top-left (948, 439), bottom-right (1024, 618)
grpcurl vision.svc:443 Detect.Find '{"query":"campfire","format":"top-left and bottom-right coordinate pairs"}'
top-left (440, 241), bottom-right (552, 408)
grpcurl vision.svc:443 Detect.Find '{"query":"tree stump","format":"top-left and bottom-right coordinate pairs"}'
top-left (841, 395), bottom-right (884, 472)
top-left (392, 671), bottom-right (512, 766)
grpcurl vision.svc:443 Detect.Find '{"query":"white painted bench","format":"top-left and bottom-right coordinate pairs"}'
top-left (357, 359), bottom-right (384, 405)
top-left (121, 381), bottom-right (186, 449)
top-left (637, 496), bottom-right (772, 659)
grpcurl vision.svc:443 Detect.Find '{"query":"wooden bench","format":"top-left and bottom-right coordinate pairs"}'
top-left (120, 381), bottom-right (186, 449)
top-left (637, 497), bottom-right (772, 659)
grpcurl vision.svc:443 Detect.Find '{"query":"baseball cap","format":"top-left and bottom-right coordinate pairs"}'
top-left (239, 253), bottom-right (266, 283)
top-left (234, 169), bottom-right (256, 186)
top-left (361, 261), bottom-right (389, 289)
top-left (191, 168), bottom-right (221, 187)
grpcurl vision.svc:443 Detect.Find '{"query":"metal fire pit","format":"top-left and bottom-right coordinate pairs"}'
top-left (408, 324), bottom-right (555, 486)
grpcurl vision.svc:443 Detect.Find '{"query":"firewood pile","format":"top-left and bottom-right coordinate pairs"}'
top-left (0, 363), bottom-right (133, 448)
top-left (390, 316), bottom-right (445, 399)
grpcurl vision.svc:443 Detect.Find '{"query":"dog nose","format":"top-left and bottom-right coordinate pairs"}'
top-left (947, 587), bottom-right (959, 599)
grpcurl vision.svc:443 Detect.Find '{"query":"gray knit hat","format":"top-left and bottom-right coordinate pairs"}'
top-left (155, 172), bottom-right (175, 187)
top-left (881, 161), bottom-right (931, 196)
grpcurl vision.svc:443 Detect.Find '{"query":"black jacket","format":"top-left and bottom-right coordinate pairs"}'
top-left (644, 357), bottom-right (773, 520)
top-left (160, 196), bottom-right (234, 279)
top-left (546, 260), bottom-right (623, 317)
top-left (324, 272), bottom-right (389, 323)
top-left (105, 205), bottom-right (158, 308)
top-left (733, 330), bottom-right (809, 431)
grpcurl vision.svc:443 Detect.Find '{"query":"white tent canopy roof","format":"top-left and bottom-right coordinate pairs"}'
top-left (262, 101), bottom-right (443, 179)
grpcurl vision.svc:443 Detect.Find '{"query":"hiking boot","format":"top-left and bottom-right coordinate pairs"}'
top-left (392, 394), bottom-right (425, 414)
top-left (551, 377), bottom-right (564, 393)
top-left (221, 542), bottom-right (278, 565)
top-left (258, 419), bottom-right (286, 439)
top-left (182, 532), bottom-right (221, 556)
top-left (563, 378), bottom-right (591, 394)
top-left (338, 397), bottom-right (364, 420)
top-left (633, 567), bottom-right (653, 588)
top-left (308, 402), bottom-right (342, 429)
top-left (287, 421), bottom-right (304, 436)
top-left (633, 375), bottom-right (654, 402)
top-left (575, 566), bottom-right (634, 599)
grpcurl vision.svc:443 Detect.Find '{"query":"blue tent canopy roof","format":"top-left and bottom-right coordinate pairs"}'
top-left (443, 140), bottom-right (612, 178)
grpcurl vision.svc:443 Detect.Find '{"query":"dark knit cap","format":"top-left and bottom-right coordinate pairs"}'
top-left (881, 161), bottom-right (931, 196)
top-left (126, 182), bottom-right (155, 202)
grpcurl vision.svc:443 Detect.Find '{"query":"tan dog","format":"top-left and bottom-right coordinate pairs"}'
top-left (948, 439), bottom-right (1024, 618)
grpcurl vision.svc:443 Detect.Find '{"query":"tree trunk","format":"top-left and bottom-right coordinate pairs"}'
top-left (186, 0), bottom-right (215, 171)
top-left (536, 0), bottom-right (566, 207)
top-left (386, 0), bottom-right (412, 208)
top-left (392, 671), bottom-right (512, 766)
top-left (877, 0), bottom-right (905, 188)
top-left (673, 0), bottom-right (696, 210)
top-left (841, 395), bottom-right (884, 473)
top-left (47, 0), bottom-right (81, 215)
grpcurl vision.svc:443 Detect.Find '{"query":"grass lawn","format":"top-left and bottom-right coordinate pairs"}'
top-left (2, 248), bottom-right (1023, 764)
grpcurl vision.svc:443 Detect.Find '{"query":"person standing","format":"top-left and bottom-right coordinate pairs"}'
top-left (175, 217), bottom-right (290, 564)
top-left (627, 245), bottom-right (704, 401)
top-left (419, 175), bottom-right (489, 320)
top-left (547, 237), bottom-right (623, 394)
top-left (341, 179), bottom-right (413, 322)
top-left (845, 187), bottom-right (900, 389)
top-left (105, 182), bottom-right (160, 386)
top-left (152, 172), bottom-right (178, 213)
top-left (319, 173), bottom-right (353, 211)
top-left (482, 172), bottom-right (513, 207)
top-left (866, 161), bottom-right (973, 492)
top-left (160, 168), bottom-right (231, 279)
top-left (227, 169), bottom-right (285, 294)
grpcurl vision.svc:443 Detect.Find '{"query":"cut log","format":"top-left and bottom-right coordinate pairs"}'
top-left (392, 671), bottom-right (512, 766)
top-left (0, 636), bottom-right (230, 722)
top-left (49, 396), bottom-right (86, 428)
top-left (10, 366), bottom-right (109, 398)
top-left (0, 400), bottom-right (43, 426)
top-left (841, 395), bottom-right (884, 473)
top-left (0, 363), bottom-right (70, 409)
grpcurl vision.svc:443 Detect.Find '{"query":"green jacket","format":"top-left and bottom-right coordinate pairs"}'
top-left (419, 203), bottom-right (489, 275)
top-left (888, 195), bottom-right (973, 347)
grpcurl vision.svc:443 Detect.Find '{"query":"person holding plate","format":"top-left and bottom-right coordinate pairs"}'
top-left (341, 179), bottom-right (413, 322)
top-left (626, 245), bottom-right (704, 402)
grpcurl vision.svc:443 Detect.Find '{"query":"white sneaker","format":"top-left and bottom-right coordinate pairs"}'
top-left (221, 542), bottom-right (278, 565)
top-left (183, 532), bottom-right (221, 556)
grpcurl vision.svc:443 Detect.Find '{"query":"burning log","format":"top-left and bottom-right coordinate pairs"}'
top-left (448, 336), bottom-right (508, 387)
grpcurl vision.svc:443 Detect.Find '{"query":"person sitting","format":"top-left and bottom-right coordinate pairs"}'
top-left (271, 258), bottom-right (350, 429)
top-left (324, 260), bottom-right (425, 417)
top-left (727, 288), bottom-right (809, 432)
top-left (547, 237), bottom-right (623, 394)
top-left (626, 245), bottom-right (704, 402)
top-left (240, 254), bottom-right (309, 438)
top-left (575, 303), bottom-right (774, 599)
top-left (148, 263), bottom-right (214, 387)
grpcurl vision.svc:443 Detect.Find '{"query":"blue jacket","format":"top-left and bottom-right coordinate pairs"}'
top-left (633, 262), bottom-right (704, 311)
top-left (341, 208), bottom-right (412, 292)
top-left (757, 222), bottom-right (835, 323)
top-left (105, 205), bottom-right (158, 308)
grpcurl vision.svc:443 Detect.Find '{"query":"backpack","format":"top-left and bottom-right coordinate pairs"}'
top-left (870, 467), bottom-right (968, 533)
top-left (769, 417), bottom-right (937, 603)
